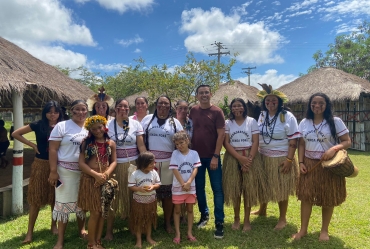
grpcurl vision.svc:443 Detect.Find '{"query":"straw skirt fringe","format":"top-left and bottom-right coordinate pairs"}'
top-left (296, 157), bottom-right (346, 207)
top-left (77, 173), bottom-right (102, 212)
top-left (129, 199), bottom-right (157, 234)
top-left (259, 155), bottom-right (298, 203)
top-left (27, 158), bottom-right (55, 207)
top-left (222, 150), bottom-right (265, 207)
top-left (111, 162), bottom-right (133, 219)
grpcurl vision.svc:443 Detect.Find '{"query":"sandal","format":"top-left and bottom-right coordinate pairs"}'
top-left (96, 240), bottom-right (105, 249)
top-left (187, 236), bottom-right (197, 242)
top-left (173, 237), bottom-right (181, 244)
top-left (87, 244), bottom-right (94, 249)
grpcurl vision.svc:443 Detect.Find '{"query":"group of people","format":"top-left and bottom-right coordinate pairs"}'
top-left (10, 84), bottom-right (351, 248)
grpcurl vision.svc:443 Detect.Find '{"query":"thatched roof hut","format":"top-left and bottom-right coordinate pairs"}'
top-left (278, 67), bottom-right (370, 151)
top-left (278, 67), bottom-right (370, 103)
top-left (0, 36), bottom-right (94, 111)
top-left (212, 80), bottom-right (259, 105)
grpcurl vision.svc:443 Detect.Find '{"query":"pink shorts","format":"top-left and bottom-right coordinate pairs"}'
top-left (172, 194), bottom-right (197, 204)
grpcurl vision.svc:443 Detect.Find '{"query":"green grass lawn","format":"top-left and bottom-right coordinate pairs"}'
top-left (0, 151), bottom-right (369, 248)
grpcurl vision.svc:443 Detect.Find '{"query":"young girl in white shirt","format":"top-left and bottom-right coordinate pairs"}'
top-left (170, 131), bottom-right (201, 244)
top-left (128, 151), bottom-right (161, 248)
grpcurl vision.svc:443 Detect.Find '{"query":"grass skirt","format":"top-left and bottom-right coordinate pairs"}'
top-left (259, 155), bottom-right (298, 203)
top-left (223, 150), bottom-right (265, 207)
top-left (77, 173), bottom-right (102, 212)
top-left (111, 162), bottom-right (133, 219)
top-left (296, 157), bottom-right (346, 206)
top-left (129, 199), bottom-right (157, 234)
top-left (27, 158), bottom-right (55, 207)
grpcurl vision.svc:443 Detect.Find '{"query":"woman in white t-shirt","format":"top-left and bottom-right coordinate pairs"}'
top-left (223, 98), bottom-right (262, 232)
top-left (105, 98), bottom-right (146, 240)
top-left (292, 93), bottom-right (351, 241)
top-left (252, 84), bottom-right (300, 230)
top-left (142, 95), bottom-right (183, 233)
top-left (48, 100), bottom-right (89, 249)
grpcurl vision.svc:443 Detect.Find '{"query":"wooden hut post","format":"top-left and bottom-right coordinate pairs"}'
top-left (11, 90), bottom-right (24, 214)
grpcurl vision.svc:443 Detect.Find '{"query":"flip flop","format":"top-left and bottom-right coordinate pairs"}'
top-left (173, 237), bottom-right (181, 244)
top-left (187, 236), bottom-right (197, 242)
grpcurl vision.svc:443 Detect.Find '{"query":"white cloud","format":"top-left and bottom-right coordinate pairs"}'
top-left (117, 35), bottom-right (144, 47)
top-left (75, 0), bottom-right (154, 14)
top-left (325, 1), bottom-right (335, 5)
top-left (0, 0), bottom-right (95, 46)
top-left (13, 40), bottom-right (87, 69)
top-left (334, 19), bottom-right (363, 34)
top-left (180, 7), bottom-right (285, 65)
top-left (134, 48), bottom-right (142, 53)
top-left (287, 0), bottom-right (318, 11)
top-left (286, 10), bottom-right (312, 17)
top-left (0, 0), bottom-right (97, 70)
top-left (272, 1), bottom-right (281, 6)
top-left (236, 69), bottom-right (298, 89)
top-left (319, 0), bottom-right (370, 19)
top-left (88, 62), bottom-right (127, 72)
top-left (231, 1), bottom-right (252, 16)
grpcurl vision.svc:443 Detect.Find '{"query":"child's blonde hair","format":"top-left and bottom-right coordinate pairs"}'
top-left (172, 130), bottom-right (190, 143)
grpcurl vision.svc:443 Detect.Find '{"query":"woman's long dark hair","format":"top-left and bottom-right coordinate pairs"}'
top-left (40, 100), bottom-right (64, 134)
top-left (144, 95), bottom-right (177, 150)
top-left (306, 92), bottom-right (337, 140)
top-left (228, 98), bottom-right (248, 120)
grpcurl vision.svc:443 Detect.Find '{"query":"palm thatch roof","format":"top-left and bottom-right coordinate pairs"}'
top-left (0, 36), bottom-right (94, 111)
top-left (278, 67), bottom-right (370, 104)
top-left (212, 80), bottom-right (259, 105)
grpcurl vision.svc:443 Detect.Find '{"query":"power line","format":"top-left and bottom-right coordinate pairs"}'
top-left (242, 67), bottom-right (256, 86)
top-left (208, 41), bottom-right (230, 63)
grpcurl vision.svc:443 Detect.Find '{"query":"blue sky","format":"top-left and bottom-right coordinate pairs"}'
top-left (0, 0), bottom-right (369, 89)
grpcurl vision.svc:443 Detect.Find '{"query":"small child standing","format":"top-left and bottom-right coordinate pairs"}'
top-left (77, 115), bottom-right (117, 249)
top-left (170, 131), bottom-right (201, 244)
top-left (128, 151), bottom-right (161, 248)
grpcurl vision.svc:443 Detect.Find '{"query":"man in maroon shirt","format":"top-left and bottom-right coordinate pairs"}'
top-left (189, 84), bottom-right (225, 239)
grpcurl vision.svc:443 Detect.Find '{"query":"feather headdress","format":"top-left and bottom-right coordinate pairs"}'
top-left (87, 86), bottom-right (114, 111)
top-left (256, 83), bottom-right (288, 103)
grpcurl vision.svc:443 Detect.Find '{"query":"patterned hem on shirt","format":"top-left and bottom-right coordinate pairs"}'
top-left (58, 161), bottom-right (80, 171)
top-left (116, 148), bottom-right (139, 158)
top-left (133, 193), bottom-right (156, 204)
top-left (259, 148), bottom-right (288, 157)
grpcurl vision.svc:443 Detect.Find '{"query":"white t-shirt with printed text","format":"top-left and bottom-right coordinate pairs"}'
top-left (258, 111), bottom-right (300, 157)
top-left (107, 118), bottom-right (144, 163)
top-left (141, 114), bottom-right (183, 162)
top-left (298, 117), bottom-right (349, 159)
top-left (225, 117), bottom-right (259, 150)
top-left (169, 150), bottom-right (201, 195)
top-left (49, 120), bottom-right (88, 170)
top-left (128, 169), bottom-right (161, 203)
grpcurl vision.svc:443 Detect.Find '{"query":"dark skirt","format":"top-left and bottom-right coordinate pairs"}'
top-left (296, 156), bottom-right (346, 207)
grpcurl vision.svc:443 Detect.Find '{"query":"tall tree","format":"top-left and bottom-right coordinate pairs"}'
top-left (309, 20), bottom-right (370, 81)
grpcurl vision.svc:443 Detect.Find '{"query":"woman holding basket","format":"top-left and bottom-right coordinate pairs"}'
top-left (292, 92), bottom-right (351, 241)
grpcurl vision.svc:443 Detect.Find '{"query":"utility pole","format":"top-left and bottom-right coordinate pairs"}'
top-left (208, 41), bottom-right (230, 64)
top-left (242, 66), bottom-right (256, 86)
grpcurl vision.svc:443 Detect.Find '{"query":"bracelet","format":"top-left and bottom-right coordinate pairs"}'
top-left (299, 161), bottom-right (304, 164)
top-left (286, 157), bottom-right (293, 162)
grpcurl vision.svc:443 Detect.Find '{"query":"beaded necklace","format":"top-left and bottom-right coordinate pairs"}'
top-left (261, 112), bottom-right (279, 145)
top-left (114, 119), bottom-right (129, 147)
